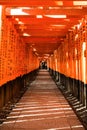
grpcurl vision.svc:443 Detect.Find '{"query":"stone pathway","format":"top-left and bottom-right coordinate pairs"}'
top-left (0, 70), bottom-right (85, 130)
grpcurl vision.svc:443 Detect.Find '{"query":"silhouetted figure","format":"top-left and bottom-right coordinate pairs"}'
top-left (39, 61), bottom-right (47, 69)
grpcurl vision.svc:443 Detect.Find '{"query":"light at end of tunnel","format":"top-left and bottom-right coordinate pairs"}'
top-left (45, 15), bottom-right (66, 18)
top-left (23, 33), bottom-right (31, 37)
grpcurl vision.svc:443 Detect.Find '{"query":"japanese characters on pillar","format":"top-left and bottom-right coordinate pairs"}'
top-left (74, 26), bottom-right (79, 80)
top-left (48, 16), bottom-right (87, 85)
top-left (81, 18), bottom-right (86, 84)
top-left (0, 6), bottom-right (39, 86)
top-left (0, 6), bottom-right (8, 85)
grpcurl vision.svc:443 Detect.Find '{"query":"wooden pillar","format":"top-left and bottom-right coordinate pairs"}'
top-left (0, 86), bottom-right (4, 108)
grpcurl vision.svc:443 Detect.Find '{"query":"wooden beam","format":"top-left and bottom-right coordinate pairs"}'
top-left (20, 8), bottom-right (87, 16)
top-left (1, 0), bottom-right (87, 7)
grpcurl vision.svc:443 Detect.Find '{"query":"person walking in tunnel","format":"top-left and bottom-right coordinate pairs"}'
top-left (39, 61), bottom-right (47, 69)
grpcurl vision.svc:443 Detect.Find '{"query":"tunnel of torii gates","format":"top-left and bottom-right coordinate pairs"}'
top-left (0, 1), bottom-right (87, 109)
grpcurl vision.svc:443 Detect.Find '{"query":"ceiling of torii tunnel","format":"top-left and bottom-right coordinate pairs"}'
top-left (1, 0), bottom-right (87, 59)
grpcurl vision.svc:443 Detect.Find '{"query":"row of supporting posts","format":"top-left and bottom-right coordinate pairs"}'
top-left (49, 68), bottom-right (87, 108)
top-left (0, 76), bottom-right (24, 109)
top-left (0, 69), bottom-right (38, 110)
